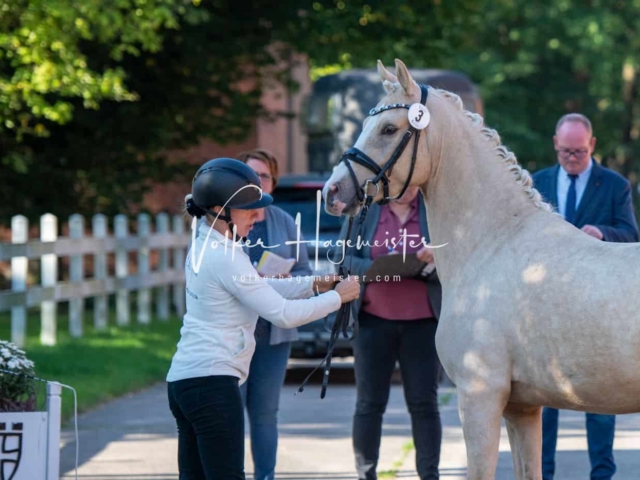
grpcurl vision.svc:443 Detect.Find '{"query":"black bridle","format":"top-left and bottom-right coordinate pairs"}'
top-left (296, 84), bottom-right (430, 399)
top-left (342, 83), bottom-right (429, 208)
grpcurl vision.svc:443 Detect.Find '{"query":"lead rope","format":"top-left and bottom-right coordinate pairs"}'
top-left (296, 198), bottom-right (372, 398)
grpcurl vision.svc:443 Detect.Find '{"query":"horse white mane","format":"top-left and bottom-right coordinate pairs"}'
top-left (435, 89), bottom-right (554, 213)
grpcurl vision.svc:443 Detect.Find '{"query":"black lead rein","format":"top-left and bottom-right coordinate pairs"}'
top-left (296, 84), bottom-right (430, 398)
top-left (296, 206), bottom-right (369, 399)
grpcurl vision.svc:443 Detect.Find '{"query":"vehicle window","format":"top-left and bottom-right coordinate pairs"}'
top-left (272, 187), bottom-right (342, 235)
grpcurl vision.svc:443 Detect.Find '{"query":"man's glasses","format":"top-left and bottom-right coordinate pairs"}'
top-left (256, 173), bottom-right (273, 182)
top-left (556, 148), bottom-right (589, 160)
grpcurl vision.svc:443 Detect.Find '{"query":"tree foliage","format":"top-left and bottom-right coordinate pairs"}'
top-left (0, 0), bottom-right (189, 141)
top-left (290, 0), bottom-right (640, 190)
top-left (0, 0), bottom-right (301, 220)
top-left (3, 0), bottom-right (640, 222)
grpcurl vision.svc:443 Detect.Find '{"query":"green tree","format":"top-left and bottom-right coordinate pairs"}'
top-left (4, 0), bottom-right (640, 222)
top-left (0, 0), bottom-right (193, 142)
top-left (290, 1), bottom-right (640, 195)
top-left (451, 1), bottom-right (640, 182)
top-left (0, 0), bottom-right (301, 221)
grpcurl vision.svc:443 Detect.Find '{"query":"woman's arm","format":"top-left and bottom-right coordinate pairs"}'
top-left (264, 275), bottom-right (315, 299)
top-left (216, 252), bottom-right (342, 328)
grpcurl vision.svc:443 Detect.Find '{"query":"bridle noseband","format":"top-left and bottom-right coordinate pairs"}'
top-left (296, 84), bottom-right (431, 399)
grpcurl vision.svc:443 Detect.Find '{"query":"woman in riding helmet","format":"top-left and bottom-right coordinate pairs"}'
top-left (166, 158), bottom-right (360, 480)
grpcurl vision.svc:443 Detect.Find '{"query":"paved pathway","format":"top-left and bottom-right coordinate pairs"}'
top-left (60, 383), bottom-right (640, 479)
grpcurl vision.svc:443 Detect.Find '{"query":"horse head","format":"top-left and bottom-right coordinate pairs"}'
top-left (323, 59), bottom-right (445, 217)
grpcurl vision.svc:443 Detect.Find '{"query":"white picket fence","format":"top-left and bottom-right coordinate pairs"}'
top-left (0, 213), bottom-right (190, 347)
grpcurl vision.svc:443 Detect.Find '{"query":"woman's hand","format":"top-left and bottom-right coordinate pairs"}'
top-left (416, 245), bottom-right (434, 264)
top-left (334, 276), bottom-right (361, 303)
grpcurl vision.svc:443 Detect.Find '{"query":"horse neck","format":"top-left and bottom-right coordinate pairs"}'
top-left (424, 118), bottom-right (539, 283)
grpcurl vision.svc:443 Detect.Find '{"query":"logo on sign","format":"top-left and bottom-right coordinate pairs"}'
top-left (0, 423), bottom-right (23, 480)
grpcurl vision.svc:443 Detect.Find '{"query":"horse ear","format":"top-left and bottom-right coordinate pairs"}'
top-left (377, 59), bottom-right (398, 84)
top-left (382, 81), bottom-right (395, 94)
top-left (395, 59), bottom-right (419, 97)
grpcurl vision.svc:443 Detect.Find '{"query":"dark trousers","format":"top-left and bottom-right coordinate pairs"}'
top-left (353, 311), bottom-right (442, 480)
top-left (542, 407), bottom-right (616, 480)
top-left (240, 336), bottom-right (292, 480)
top-left (168, 375), bottom-right (245, 480)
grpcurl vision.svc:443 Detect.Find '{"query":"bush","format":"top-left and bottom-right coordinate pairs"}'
top-left (0, 340), bottom-right (36, 412)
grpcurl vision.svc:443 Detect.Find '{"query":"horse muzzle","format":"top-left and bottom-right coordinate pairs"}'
top-left (323, 181), bottom-right (362, 217)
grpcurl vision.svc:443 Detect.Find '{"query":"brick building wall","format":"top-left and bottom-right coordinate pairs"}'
top-left (144, 55), bottom-right (311, 215)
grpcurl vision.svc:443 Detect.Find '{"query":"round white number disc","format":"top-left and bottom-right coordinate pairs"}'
top-left (408, 103), bottom-right (430, 130)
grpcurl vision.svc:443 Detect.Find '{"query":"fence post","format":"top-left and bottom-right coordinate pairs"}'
top-left (115, 215), bottom-right (130, 326)
top-left (156, 213), bottom-right (170, 321)
top-left (40, 214), bottom-right (58, 346)
top-left (172, 215), bottom-right (186, 317)
top-left (69, 214), bottom-right (84, 337)
top-left (11, 215), bottom-right (28, 347)
top-left (92, 214), bottom-right (108, 330)
top-left (45, 382), bottom-right (62, 480)
top-left (137, 214), bottom-right (151, 324)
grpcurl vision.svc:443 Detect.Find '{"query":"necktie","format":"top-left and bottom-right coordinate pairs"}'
top-left (565, 174), bottom-right (578, 225)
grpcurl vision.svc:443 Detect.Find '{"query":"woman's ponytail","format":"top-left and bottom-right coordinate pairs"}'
top-left (184, 194), bottom-right (207, 218)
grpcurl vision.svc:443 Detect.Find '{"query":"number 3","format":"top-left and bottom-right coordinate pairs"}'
top-left (415, 111), bottom-right (424, 123)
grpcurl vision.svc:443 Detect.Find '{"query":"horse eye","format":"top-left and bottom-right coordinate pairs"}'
top-left (382, 125), bottom-right (398, 135)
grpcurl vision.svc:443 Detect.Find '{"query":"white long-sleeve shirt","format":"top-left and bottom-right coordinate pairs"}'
top-left (166, 222), bottom-right (341, 384)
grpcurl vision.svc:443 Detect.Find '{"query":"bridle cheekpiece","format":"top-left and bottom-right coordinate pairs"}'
top-left (339, 83), bottom-right (430, 213)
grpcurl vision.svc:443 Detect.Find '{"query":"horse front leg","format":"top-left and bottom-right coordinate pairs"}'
top-left (457, 383), bottom-right (510, 480)
top-left (505, 417), bottom-right (523, 479)
top-left (503, 404), bottom-right (543, 480)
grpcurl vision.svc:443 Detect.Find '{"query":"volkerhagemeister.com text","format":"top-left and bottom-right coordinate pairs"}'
top-left (230, 273), bottom-right (402, 283)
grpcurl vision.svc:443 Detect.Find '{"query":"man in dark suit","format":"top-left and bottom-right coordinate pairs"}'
top-left (533, 113), bottom-right (639, 480)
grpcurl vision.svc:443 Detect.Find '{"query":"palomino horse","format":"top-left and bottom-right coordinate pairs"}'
top-left (323, 59), bottom-right (640, 480)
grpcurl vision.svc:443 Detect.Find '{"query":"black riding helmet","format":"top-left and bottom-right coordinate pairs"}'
top-left (186, 158), bottom-right (273, 226)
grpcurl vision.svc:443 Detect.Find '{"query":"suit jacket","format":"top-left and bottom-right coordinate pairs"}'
top-left (533, 159), bottom-right (639, 243)
top-left (330, 194), bottom-right (442, 320)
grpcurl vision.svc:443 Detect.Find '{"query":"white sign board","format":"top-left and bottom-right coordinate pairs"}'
top-left (0, 412), bottom-right (48, 480)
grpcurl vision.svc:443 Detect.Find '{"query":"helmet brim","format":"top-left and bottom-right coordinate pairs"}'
top-left (233, 192), bottom-right (273, 209)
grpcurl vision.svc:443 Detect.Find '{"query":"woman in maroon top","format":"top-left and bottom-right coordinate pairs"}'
top-left (332, 186), bottom-right (442, 480)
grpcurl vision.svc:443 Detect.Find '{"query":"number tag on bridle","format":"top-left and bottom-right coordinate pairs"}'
top-left (408, 103), bottom-right (430, 130)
